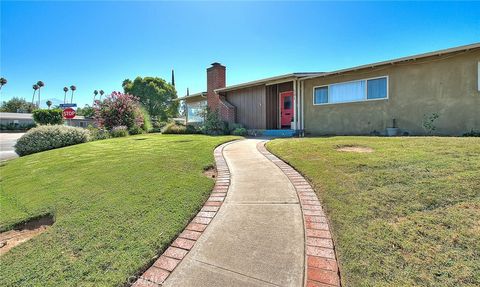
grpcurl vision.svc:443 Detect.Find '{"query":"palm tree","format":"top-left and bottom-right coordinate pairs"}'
top-left (0, 77), bottom-right (7, 90)
top-left (46, 100), bottom-right (52, 109)
top-left (70, 85), bottom-right (76, 103)
top-left (99, 90), bottom-right (104, 99)
top-left (63, 87), bottom-right (69, 104)
top-left (32, 84), bottom-right (39, 106)
top-left (93, 90), bottom-right (98, 105)
top-left (36, 81), bottom-right (44, 107)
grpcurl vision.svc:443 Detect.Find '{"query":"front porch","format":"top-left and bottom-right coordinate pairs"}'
top-left (264, 80), bottom-right (304, 134)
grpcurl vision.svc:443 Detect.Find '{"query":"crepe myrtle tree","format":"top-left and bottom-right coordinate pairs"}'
top-left (123, 77), bottom-right (178, 121)
top-left (94, 91), bottom-right (145, 131)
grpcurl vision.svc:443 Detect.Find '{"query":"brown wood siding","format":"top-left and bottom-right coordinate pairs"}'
top-left (278, 82), bottom-right (293, 94)
top-left (265, 81), bottom-right (293, 129)
top-left (225, 85), bottom-right (266, 129)
top-left (265, 85), bottom-right (279, 129)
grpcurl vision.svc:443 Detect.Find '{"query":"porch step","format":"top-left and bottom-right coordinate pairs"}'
top-left (262, 129), bottom-right (296, 138)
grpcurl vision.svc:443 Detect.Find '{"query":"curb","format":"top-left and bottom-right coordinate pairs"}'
top-left (131, 141), bottom-right (233, 287)
top-left (256, 141), bottom-right (341, 287)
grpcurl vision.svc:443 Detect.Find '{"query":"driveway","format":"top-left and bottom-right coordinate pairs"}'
top-left (0, 133), bottom-right (24, 160)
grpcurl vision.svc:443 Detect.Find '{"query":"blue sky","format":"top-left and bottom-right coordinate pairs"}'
top-left (1, 1), bottom-right (479, 108)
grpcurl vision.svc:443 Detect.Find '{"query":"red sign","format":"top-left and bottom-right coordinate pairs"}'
top-left (63, 107), bottom-right (76, 119)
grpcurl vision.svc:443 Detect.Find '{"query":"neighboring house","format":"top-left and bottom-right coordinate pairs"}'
top-left (180, 43), bottom-right (480, 136)
top-left (0, 112), bottom-right (95, 129)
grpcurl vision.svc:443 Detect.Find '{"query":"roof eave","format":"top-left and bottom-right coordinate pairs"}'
top-left (215, 73), bottom-right (323, 93)
top-left (300, 42), bottom-right (480, 81)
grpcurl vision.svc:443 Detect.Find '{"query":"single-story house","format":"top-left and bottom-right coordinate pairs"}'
top-left (0, 112), bottom-right (95, 129)
top-left (178, 43), bottom-right (480, 136)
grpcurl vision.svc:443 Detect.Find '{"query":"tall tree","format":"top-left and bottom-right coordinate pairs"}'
top-left (70, 85), bottom-right (76, 103)
top-left (93, 90), bottom-right (98, 105)
top-left (63, 87), bottom-right (69, 104)
top-left (76, 104), bottom-right (95, 118)
top-left (0, 77), bottom-right (7, 90)
top-left (0, 97), bottom-right (36, 113)
top-left (123, 76), bottom-right (178, 121)
top-left (99, 90), bottom-right (104, 99)
top-left (46, 100), bottom-right (52, 109)
top-left (32, 84), bottom-right (39, 105)
top-left (36, 81), bottom-right (44, 107)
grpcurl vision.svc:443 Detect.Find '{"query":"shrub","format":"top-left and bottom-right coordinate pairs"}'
top-left (139, 106), bottom-right (153, 132)
top-left (228, 122), bottom-right (244, 131)
top-left (15, 125), bottom-right (90, 156)
top-left (161, 122), bottom-right (187, 134)
top-left (186, 124), bottom-right (199, 134)
top-left (152, 120), bottom-right (168, 133)
top-left (94, 92), bottom-right (144, 131)
top-left (463, 129), bottom-right (480, 137)
top-left (0, 122), bottom-right (36, 131)
top-left (422, 113), bottom-right (440, 134)
top-left (129, 126), bottom-right (144, 135)
top-left (32, 109), bottom-right (64, 125)
top-left (87, 125), bottom-right (110, 141)
top-left (232, 127), bottom-right (247, 136)
top-left (110, 126), bottom-right (129, 138)
top-left (201, 108), bottom-right (228, 135)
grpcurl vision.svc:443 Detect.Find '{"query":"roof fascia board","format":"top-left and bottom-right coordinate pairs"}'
top-left (300, 42), bottom-right (480, 81)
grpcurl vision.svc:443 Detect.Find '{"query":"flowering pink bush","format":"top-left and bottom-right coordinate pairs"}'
top-left (94, 91), bottom-right (145, 130)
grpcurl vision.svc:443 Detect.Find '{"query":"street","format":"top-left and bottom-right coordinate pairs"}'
top-left (0, 133), bottom-right (24, 161)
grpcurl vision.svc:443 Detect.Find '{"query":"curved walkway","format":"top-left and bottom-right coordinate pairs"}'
top-left (163, 139), bottom-right (304, 286)
top-left (133, 139), bottom-right (340, 287)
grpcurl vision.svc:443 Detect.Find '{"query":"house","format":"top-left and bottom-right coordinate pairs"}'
top-left (178, 43), bottom-right (480, 136)
top-left (0, 112), bottom-right (95, 129)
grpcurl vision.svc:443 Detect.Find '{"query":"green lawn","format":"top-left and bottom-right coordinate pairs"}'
top-left (267, 137), bottom-right (480, 287)
top-left (0, 134), bottom-right (237, 286)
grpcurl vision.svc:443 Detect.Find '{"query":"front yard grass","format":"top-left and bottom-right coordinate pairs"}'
top-left (267, 137), bottom-right (480, 287)
top-left (0, 134), bottom-right (237, 286)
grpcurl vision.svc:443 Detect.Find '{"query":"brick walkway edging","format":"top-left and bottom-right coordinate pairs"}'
top-left (131, 141), bottom-right (235, 287)
top-left (256, 141), bottom-right (342, 287)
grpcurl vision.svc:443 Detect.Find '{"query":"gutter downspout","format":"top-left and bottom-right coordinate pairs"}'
top-left (293, 79), bottom-right (297, 132)
top-left (301, 80), bottom-right (305, 137)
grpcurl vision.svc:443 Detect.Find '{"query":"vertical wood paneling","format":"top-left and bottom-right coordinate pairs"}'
top-left (226, 85), bottom-right (266, 129)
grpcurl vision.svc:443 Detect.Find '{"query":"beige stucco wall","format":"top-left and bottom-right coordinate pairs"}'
top-left (303, 49), bottom-right (480, 136)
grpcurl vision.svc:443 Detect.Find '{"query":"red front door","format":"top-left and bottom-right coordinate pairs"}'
top-left (280, 91), bottom-right (294, 128)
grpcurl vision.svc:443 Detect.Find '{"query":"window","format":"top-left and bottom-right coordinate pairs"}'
top-left (367, 77), bottom-right (387, 99)
top-left (313, 76), bottom-right (388, 105)
top-left (187, 101), bottom-right (207, 123)
top-left (314, 86), bottom-right (328, 104)
top-left (283, 96), bottom-right (292, 109)
top-left (330, 80), bottom-right (365, 103)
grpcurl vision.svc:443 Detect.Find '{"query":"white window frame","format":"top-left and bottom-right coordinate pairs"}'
top-left (313, 75), bottom-right (389, 106)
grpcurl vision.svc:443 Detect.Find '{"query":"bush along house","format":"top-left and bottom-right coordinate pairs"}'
top-left (178, 43), bottom-right (480, 136)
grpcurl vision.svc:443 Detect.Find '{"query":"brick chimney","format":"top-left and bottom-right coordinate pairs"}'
top-left (207, 62), bottom-right (226, 111)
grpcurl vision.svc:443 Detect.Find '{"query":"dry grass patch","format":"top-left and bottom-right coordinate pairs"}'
top-left (336, 145), bottom-right (373, 153)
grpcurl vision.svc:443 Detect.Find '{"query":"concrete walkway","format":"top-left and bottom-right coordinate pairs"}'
top-left (163, 139), bottom-right (304, 287)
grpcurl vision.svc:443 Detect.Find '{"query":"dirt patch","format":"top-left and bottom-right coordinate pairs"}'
top-left (203, 165), bottom-right (217, 179)
top-left (0, 214), bottom-right (54, 256)
top-left (336, 145), bottom-right (374, 153)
